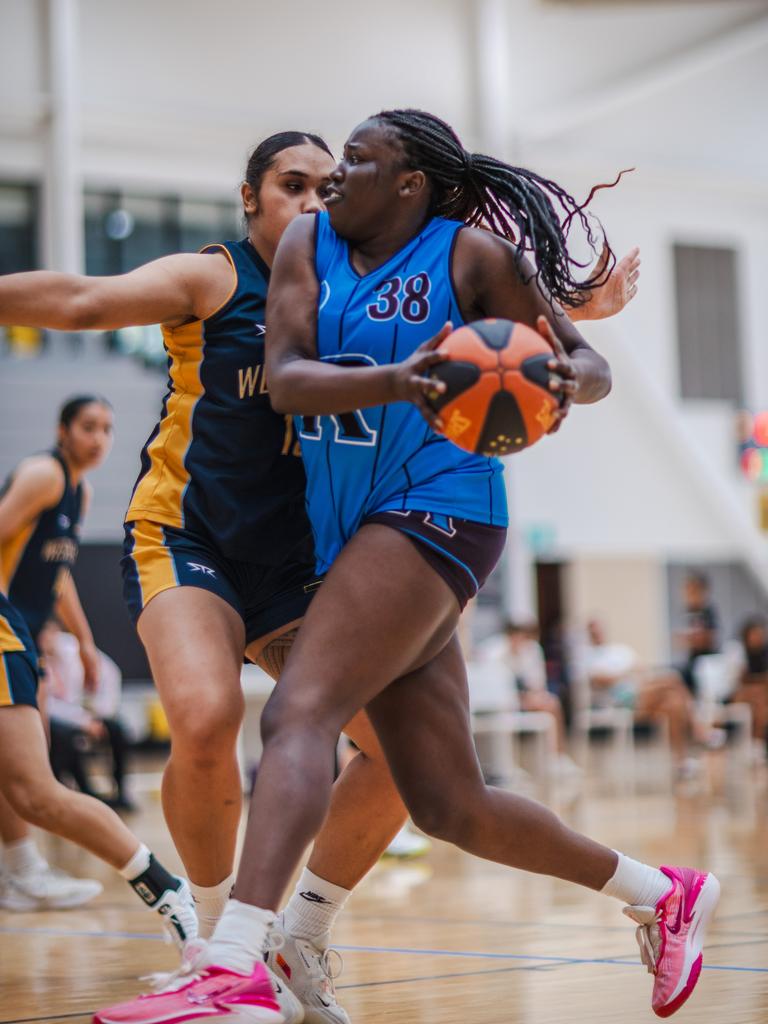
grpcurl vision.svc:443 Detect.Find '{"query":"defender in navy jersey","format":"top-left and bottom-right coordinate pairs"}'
top-left (202, 109), bottom-right (717, 1022)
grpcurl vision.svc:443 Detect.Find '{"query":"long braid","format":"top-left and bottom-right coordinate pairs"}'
top-left (375, 108), bottom-right (625, 309)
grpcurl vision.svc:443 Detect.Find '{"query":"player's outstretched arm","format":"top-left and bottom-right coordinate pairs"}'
top-left (0, 252), bottom-right (232, 332)
top-left (266, 216), bottom-right (448, 419)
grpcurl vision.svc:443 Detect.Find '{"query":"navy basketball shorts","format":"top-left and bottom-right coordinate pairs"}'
top-left (364, 510), bottom-right (507, 610)
top-left (0, 604), bottom-right (40, 709)
top-left (122, 520), bottom-right (323, 646)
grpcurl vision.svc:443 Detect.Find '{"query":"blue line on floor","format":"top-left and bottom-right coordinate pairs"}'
top-left (1, 924), bottom-right (765, 974)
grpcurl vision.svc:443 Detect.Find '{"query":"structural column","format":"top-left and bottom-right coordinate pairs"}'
top-left (474, 0), bottom-right (535, 620)
top-left (41, 0), bottom-right (84, 276)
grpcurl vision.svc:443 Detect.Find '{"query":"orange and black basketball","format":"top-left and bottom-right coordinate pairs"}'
top-left (427, 319), bottom-right (561, 456)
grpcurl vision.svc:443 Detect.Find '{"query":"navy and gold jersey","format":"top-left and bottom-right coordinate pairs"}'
top-left (0, 449), bottom-right (83, 640)
top-left (298, 213), bottom-right (508, 572)
top-left (126, 239), bottom-right (312, 565)
top-left (0, 591), bottom-right (40, 708)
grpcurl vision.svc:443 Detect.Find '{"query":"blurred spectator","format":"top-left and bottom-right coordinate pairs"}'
top-left (481, 620), bottom-right (579, 776)
top-left (729, 616), bottom-right (768, 760)
top-left (38, 621), bottom-right (135, 811)
top-left (677, 571), bottom-right (720, 693)
top-left (584, 619), bottom-right (715, 772)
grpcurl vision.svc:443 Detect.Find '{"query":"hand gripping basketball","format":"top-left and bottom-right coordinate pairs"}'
top-left (536, 315), bottom-right (578, 435)
top-left (390, 322), bottom-right (452, 430)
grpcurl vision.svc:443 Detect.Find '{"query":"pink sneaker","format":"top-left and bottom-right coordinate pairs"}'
top-left (623, 865), bottom-right (720, 1018)
top-left (93, 960), bottom-right (284, 1024)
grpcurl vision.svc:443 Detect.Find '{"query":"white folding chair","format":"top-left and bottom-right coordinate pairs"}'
top-left (467, 661), bottom-right (557, 785)
top-left (569, 657), bottom-right (635, 793)
top-left (693, 652), bottom-right (752, 765)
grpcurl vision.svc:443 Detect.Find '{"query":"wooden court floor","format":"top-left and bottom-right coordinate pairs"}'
top-left (2, 762), bottom-right (767, 1024)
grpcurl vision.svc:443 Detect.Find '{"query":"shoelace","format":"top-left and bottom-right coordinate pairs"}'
top-left (143, 938), bottom-right (212, 992)
top-left (264, 929), bottom-right (286, 957)
top-left (623, 905), bottom-right (661, 976)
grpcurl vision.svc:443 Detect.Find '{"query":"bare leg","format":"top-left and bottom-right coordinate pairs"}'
top-left (308, 711), bottom-right (406, 887)
top-left (367, 636), bottom-right (616, 890)
top-left (0, 788), bottom-right (31, 844)
top-left (0, 706), bottom-right (137, 868)
top-left (250, 633), bottom-right (408, 891)
top-left (233, 524), bottom-right (458, 909)
top-left (636, 676), bottom-right (692, 761)
top-left (139, 587), bottom-right (246, 886)
top-left (733, 683), bottom-right (768, 741)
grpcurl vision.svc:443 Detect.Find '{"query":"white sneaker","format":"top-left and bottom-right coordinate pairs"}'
top-left (154, 878), bottom-right (199, 950)
top-left (266, 913), bottom-right (350, 1024)
top-left (382, 824), bottom-right (432, 859)
top-left (0, 864), bottom-right (102, 911)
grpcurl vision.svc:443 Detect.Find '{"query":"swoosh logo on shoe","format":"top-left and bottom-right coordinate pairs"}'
top-left (667, 893), bottom-right (684, 935)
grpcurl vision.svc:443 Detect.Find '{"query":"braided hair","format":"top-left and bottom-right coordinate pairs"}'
top-left (374, 108), bottom-right (626, 310)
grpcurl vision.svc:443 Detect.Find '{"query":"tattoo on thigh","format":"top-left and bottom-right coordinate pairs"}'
top-left (257, 627), bottom-right (299, 679)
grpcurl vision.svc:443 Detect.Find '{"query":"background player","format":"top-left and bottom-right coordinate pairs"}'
top-left (103, 109), bottom-right (717, 1024)
top-left (0, 396), bottom-right (196, 943)
top-left (0, 396), bottom-right (110, 909)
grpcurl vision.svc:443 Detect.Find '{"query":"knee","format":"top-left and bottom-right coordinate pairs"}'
top-left (259, 682), bottom-right (342, 750)
top-left (5, 777), bottom-right (66, 830)
top-left (406, 788), bottom-right (475, 845)
top-left (170, 694), bottom-right (244, 764)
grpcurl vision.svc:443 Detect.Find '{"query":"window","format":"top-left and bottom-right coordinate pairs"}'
top-left (85, 191), bottom-right (238, 276)
top-left (674, 243), bottom-right (743, 403)
top-left (0, 183), bottom-right (37, 275)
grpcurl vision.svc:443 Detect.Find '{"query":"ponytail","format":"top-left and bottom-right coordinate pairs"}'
top-left (375, 108), bottom-right (627, 309)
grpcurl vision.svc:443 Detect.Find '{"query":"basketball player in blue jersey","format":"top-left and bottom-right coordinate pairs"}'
top-left (0, 132), bottom-right (641, 1024)
top-left (0, 396), bottom-right (197, 943)
top-left (103, 109), bottom-right (716, 1024)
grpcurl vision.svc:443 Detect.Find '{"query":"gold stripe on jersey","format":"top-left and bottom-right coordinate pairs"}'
top-left (131, 520), bottom-right (178, 608)
top-left (0, 655), bottom-right (12, 706)
top-left (1, 521), bottom-right (35, 590)
top-left (0, 613), bottom-right (26, 654)
top-left (126, 321), bottom-right (205, 526)
top-left (125, 245), bottom-right (238, 529)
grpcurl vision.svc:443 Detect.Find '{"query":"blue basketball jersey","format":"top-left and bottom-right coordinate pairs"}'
top-left (299, 212), bottom-right (508, 572)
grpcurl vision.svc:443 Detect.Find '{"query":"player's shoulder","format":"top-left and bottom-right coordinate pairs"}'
top-left (453, 226), bottom-right (535, 293)
top-left (8, 454), bottom-right (66, 506)
top-left (454, 226), bottom-right (519, 266)
top-left (161, 250), bottom-right (235, 291)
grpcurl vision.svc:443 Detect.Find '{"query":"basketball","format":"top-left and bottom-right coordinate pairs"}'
top-left (427, 319), bottom-right (560, 456)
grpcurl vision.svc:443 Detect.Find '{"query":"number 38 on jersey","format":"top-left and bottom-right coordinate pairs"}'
top-left (366, 273), bottom-right (431, 324)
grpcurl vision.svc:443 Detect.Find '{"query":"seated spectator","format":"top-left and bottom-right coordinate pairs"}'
top-left (481, 620), bottom-right (580, 776)
top-left (729, 616), bottom-right (768, 761)
top-left (38, 621), bottom-right (135, 811)
top-left (584, 619), bottom-right (715, 775)
top-left (676, 571), bottom-right (720, 693)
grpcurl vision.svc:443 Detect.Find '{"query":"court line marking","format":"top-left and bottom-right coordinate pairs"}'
top-left (2, 923), bottom-right (764, 975)
top-left (333, 943), bottom-right (768, 973)
top-left (1, 1015), bottom-right (90, 1024)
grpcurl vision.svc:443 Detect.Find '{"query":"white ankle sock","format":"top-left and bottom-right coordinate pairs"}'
top-left (282, 868), bottom-right (351, 948)
top-left (190, 874), bottom-right (235, 940)
top-left (601, 851), bottom-right (670, 907)
top-left (3, 837), bottom-right (48, 877)
top-left (118, 843), bottom-right (151, 880)
top-left (208, 899), bottom-right (275, 975)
